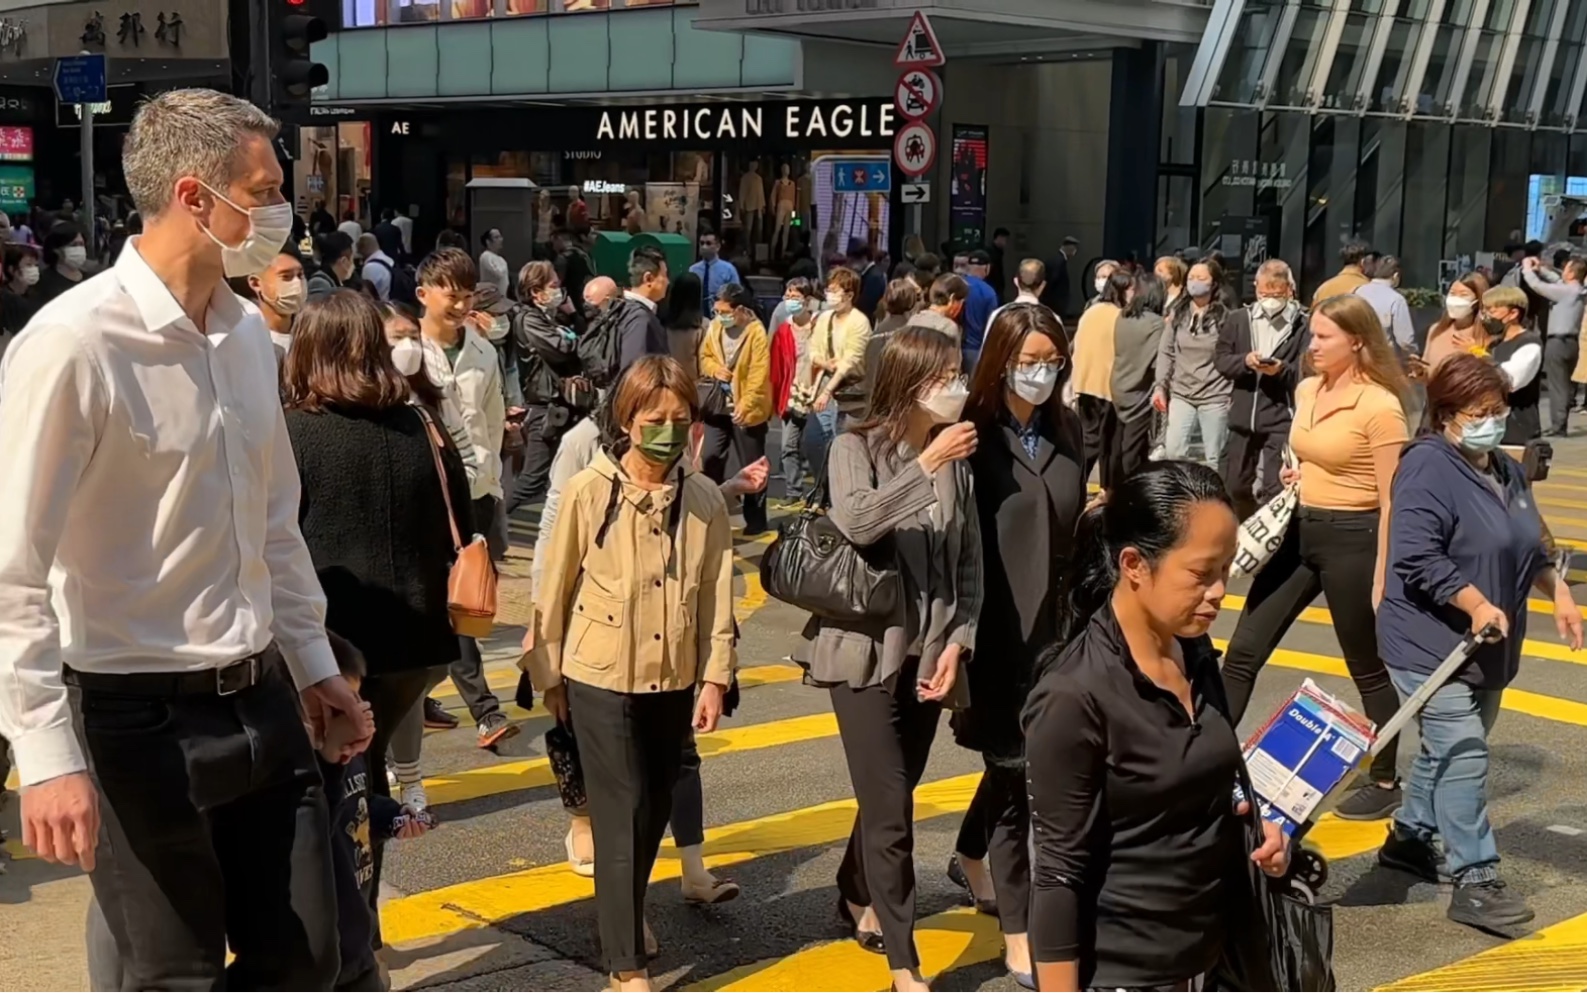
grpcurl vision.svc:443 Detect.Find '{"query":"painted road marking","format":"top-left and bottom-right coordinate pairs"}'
top-left (1375, 910), bottom-right (1587, 991)
top-left (1546, 824), bottom-right (1585, 837)
top-left (1219, 594), bottom-right (1587, 661)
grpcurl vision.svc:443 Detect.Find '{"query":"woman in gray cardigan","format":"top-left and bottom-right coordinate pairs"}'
top-left (794, 326), bottom-right (983, 993)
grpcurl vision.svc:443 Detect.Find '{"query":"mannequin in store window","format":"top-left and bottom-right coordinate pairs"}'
top-left (772, 162), bottom-right (796, 258)
top-left (536, 188), bottom-right (556, 253)
top-left (623, 189), bottom-right (646, 235)
top-left (796, 161), bottom-right (815, 231)
top-left (739, 159), bottom-right (767, 251)
top-left (566, 184), bottom-right (589, 234)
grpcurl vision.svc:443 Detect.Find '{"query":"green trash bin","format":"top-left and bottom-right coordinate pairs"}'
top-left (590, 230), bottom-right (692, 287)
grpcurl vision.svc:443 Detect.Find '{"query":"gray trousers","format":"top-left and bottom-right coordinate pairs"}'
top-left (1545, 335), bottom-right (1579, 433)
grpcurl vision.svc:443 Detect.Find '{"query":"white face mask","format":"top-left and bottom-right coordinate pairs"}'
top-left (487, 314), bottom-right (511, 342)
top-left (20, 264), bottom-right (38, 286)
top-left (269, 278), bottom-right (306, 315)
top-left (390, 337), bottom-right (424, 376)
top-left (62, 245), bottom-right (87, 269)
top-left (1258, 296), bottom-right (1289, 317)
top-left (1445, 295), bottom-right (1475, 318)
top-left (1010, 363), bottom-right (1059, 405)
top-left (1094, 276), bottom-right (1107, 295)
top-left (919, 380), bottom-right (969, 424)
top-left (540, 289), bottom-right (565, 311)
top-left (199, 182), bottom-right (295, 278)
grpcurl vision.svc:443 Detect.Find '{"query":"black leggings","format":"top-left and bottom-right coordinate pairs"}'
top-left (952, 762), bottom-right (1031, 934)
top-left (1220, 507), bottom-right (1400, 783)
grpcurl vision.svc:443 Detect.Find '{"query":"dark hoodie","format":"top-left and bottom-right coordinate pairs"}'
top-left (1377, 434), bottom-right (1549, 689)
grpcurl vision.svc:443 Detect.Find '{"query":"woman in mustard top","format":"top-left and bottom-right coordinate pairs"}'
top-left (699, 281), bottom-right (773, 535)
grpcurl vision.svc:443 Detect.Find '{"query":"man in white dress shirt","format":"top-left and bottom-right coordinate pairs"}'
top-left (0, 88), bottom-right (369, 987)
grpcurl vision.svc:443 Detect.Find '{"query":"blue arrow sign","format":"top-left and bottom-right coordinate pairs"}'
top-left (54, 54), bottom-right (107, 106)
top-left (832, 159), bottom-right (892, 194)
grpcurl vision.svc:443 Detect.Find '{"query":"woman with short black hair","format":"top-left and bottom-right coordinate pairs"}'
top-left (34, 221), bottom-right (86, 305)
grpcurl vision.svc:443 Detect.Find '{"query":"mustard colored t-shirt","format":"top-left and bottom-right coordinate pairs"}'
top-left (1290, 376), bottom-right (1408, 511)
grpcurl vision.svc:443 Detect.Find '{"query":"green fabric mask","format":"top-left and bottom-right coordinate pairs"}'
top-left (637, 422), bottom-right (689, 466)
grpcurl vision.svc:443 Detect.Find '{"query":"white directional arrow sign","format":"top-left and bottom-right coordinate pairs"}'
top-left (901, 182), bottom-right (931, 204)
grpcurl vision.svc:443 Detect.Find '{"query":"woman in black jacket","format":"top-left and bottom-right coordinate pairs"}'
top-left (505, 259), bottom-right (583, 514)
top-left (951, 303), bottom-right (1085, 988)
top-left (282, 290), bottom-right (473, 937)
top-left (1024, 462), bottom-right (1288, 991)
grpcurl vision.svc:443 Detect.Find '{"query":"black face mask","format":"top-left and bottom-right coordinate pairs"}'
top-left (1482, 316), bottom-right (1506, 337)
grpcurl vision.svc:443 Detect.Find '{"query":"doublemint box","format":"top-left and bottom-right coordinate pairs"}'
top-left (1243, 678), bottom-right (1378, 837)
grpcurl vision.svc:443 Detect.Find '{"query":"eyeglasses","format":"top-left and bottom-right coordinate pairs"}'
top-left (1013, 359), bottom-right (1065, 373)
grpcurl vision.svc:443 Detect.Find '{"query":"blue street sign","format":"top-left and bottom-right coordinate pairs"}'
top-left (832, 159), bottom-right (892, 194)
top-left (54, 55), bottom-right (107, 107)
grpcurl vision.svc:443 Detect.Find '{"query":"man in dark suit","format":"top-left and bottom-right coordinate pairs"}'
top-left (1040, 235), bottom-right (1078, 319)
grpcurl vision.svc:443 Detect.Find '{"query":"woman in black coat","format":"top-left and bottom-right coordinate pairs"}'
top-left (281, 290), bottom-right (473, 936)
top-left (950, 303), bottom-right (1086, 988)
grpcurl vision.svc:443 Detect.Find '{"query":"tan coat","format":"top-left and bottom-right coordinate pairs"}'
top-left (1575, 305), bottom-right (1587, 383)
top-left (527, 451), bottom-right (736, 694)
top-left (1312, 265), bottom-right (1370, 306)
top-left (1071, 301), bottom-right (1121, 401)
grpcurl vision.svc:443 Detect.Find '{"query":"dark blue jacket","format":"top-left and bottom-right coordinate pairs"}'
top-left (1377, 435), bottom-right (1549, 689)
top-left (963, 274), bottom-right (999, 353)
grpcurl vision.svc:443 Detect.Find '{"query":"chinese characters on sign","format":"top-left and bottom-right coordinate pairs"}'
top-left (0, 165), bottom-right (35, 211)
top-left (1221, 159), bottom-right (1294, 191)
top-left (82, 10), bottom-right (182, 48)
top-left (0, 127), bottom-right (33, 163)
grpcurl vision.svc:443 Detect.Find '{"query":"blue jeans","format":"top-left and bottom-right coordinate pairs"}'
top-left (1163, 396), bottom-right (1230, 470)
top-left (1390, 667), bottom-right (1503, 883)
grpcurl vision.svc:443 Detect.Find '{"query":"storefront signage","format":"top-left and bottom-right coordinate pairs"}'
top-left (1222, 159), bottom-right (1293, 190)
top-left (744, 0), bottom-right (879, 12)
top-left (582, 179), bottom-right (626, 194)
top-left (564, 150), bottom-right (602, 160)
top-left (391, 121), bottom-right (411, 134)
top-left (0, 126), bottom-right (32, 162)
top-left (0, 164), bottom-right (34, 211)
top-left (594, 100), bottom-right (896, 144)
top-left (949, 124), bottom-right (988, 248)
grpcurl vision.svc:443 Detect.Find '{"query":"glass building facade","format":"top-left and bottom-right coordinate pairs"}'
top-left (1177, 0), bottom-right (1587, 295)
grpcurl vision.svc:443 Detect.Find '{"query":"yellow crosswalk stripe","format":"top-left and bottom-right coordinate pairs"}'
top-left (1375, 911), bottom-right (1587, 991)
top-left (1219, 593), bottom-right (1586, 661)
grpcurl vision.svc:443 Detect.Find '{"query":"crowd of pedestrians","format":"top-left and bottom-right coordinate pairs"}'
top-left (0, 87), bottom-right (1583, 993)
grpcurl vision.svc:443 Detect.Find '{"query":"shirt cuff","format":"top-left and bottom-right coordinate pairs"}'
top-left (13, 725), bottom-right (87, 788)
top-left (281, 636), bottom-right (339, 692)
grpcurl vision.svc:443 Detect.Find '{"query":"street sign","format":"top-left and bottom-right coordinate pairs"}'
top-left (894, 11), bottom-right (945, 69)
top-left (894, 68), bottom-right (942, 121)
top-left (53, 54), bottom-right (107, 106)
top-left (832, 159), bottom-right (892, 193)
top-left (901, 182), bottom-right (931, 205)
top-left (893, 121), bottom-right (937, 179)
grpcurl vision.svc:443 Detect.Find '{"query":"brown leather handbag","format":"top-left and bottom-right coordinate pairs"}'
top-left (415, 406), bottom-right (499, 638)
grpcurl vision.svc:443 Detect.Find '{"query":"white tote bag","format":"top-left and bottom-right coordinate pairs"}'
top-left (1230, 449), bottom-right (1299, 581)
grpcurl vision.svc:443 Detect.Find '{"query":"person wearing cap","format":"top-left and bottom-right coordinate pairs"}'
top-left (961, 249), bottom-right (1001, 370)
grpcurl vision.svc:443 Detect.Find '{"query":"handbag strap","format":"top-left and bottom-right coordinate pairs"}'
top-left (414, 405), bottom-right (465, 554)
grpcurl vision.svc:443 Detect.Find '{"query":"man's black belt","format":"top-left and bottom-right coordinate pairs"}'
top-left (64, 644), bottom-right (281, 698)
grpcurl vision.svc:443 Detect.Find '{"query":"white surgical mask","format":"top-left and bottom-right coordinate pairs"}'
top-left (1186, 278), bottom-right (1212, 299)
top-left (919, 380), bottom-right (969, 424)
top-left (390, 337), bottom-right (424, 376)
top-left (1445, 295), bottom-right (1475, 318)
top-left (541, 289), bottom-right (565, 311)
top-left (20, 264), bottom-right (38, 286)
top-left (1458, 413), bottom-right (1507, 453)
top-left (199, 182), bottom-right (295, 278)
top-left (1094, 276), bottom-right (1107, 295)
top-left (62, 245), bottom-right (87, 269)
top-left (1010, 363), bottom-right (1059, 405)
top-left (487, 314), bottom-right (511, 342)
top-left (1259, 296), bottom-right (1289, 317)
top-left (269, 278), bottom-right (306, 315)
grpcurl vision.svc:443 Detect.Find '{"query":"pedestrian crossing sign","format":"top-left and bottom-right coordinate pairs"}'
top-left (893, 11), bottom-right (945, 69)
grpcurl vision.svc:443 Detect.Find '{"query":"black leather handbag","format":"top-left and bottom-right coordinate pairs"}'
top-left (761, 456), bottom-right (900, 622)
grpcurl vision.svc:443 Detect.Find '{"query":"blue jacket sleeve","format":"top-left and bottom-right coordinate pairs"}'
top-left (1389, 453), bottom-right (1470, 605)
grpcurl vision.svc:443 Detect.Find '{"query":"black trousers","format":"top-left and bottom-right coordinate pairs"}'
top-left (69, 653), bottom-right (339, 990)
top-left (1116, 412), bottom-right (1156, 482)
top-left (951, 763), bottom-right (1031, 934)
top-left (546, 718), bottom-right (707, 847)
top-left (1545, 336), bottom-right (1579, 433)
top-left (831, 660), bottom-right (943, 971)
top-left (568, 681), bottom-right (695, 974)
top-left (360, 665), bottom-right (434, 947)
top-left (505, 404), bottom-right (564, 514)
top-left (1221, 507), bottom-right (1400, 783)
top-left (1221, 425), bottom-right (1286, 521)
top-left (702, 414), bottom-right (769, 532)
top-left (1078, 395), bottom-right (1121, 490)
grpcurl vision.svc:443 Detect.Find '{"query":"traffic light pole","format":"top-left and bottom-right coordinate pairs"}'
top-left (78, 50), bottom-right (95, 258)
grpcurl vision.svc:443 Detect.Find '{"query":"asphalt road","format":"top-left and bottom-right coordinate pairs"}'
top-left (6, 432), bottom-right (1587, 991)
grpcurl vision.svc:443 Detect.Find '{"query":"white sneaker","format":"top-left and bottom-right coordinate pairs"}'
top-left (400, 781), bottom-right (429, 812)
top-left (386, 764), bottom-right (398, 790)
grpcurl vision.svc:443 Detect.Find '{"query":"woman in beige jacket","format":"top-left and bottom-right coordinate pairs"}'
top-left (527, 354), bottom-right (736, 993)
top-left (1071, 261), bottom-right (1127, 489)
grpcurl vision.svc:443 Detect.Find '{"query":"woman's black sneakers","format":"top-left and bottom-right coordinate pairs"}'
top-left (1335, 782), bottom-right (1402, 820)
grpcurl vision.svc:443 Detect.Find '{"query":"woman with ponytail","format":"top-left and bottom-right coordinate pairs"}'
top-left (1023, 462), bottom-right (1289, 992)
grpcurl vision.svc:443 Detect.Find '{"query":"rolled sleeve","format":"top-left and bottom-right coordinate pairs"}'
top-left (265, 402), bottom-right (339, 691)
top-left (0, 325), bottom-right (105, 785)
top-left (697, 489), bottom-right (737, 686)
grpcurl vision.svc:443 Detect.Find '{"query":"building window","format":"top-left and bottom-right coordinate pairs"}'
top-left (339, 0), bottom-right (683, 26)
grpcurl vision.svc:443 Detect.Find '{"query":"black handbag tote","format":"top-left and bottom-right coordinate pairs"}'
top-left (760, 450), bottom-right (900, 622)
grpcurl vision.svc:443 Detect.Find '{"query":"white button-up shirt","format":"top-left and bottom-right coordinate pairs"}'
top-left (0, 239), bottom-right (338, 787)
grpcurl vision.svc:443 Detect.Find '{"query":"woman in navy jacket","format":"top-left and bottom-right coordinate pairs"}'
top-left (1376, 353), bottom-right (1582, 932)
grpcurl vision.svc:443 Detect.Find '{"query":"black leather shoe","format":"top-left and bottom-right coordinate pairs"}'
top-left (947, 854), bottom-right (999, 917)
top-left (836, 896), bottom-right (885, 954)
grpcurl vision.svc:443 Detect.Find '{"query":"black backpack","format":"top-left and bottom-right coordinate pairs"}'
top-left (368, 256), bottom-right (419, 307)
top-left (577, 298), bottom-right (630, 388)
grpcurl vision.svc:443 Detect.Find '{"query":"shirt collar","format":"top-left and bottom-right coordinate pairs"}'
top-left (624, 289), bottom-right (657, 312)
top-left (1016, 291), bottom-right (1041, 305)
top-left (116, 236), bottom-right (246, 336)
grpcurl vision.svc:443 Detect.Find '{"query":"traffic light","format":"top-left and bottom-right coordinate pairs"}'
top-left (269, 0), bottom-right (328, 112)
